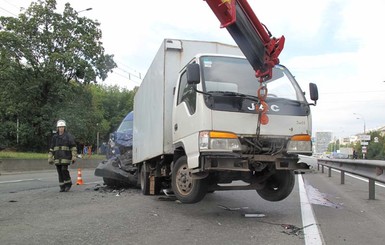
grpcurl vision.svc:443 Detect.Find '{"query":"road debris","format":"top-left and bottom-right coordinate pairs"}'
top-left (92, 184), bottom-right (135, 197)
top-left (157, 189), bottom-right (177, 201)
top-left (244, 213), bottom-right (266, 218)
top-left (162, 188), bottom-right (174, 196)
top-left (218, 204), bottom-right (249, 211)
top-left (93, 184), bottom-right (102, 191)
top-left (281, 223), bottom-right (315, 238)
top-left (217, 204), bottom-right (266, 218)
top-left (158, 196), bottom-right (177, 201)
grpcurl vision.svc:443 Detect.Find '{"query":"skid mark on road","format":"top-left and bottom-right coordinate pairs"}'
top-left (304, 181), bottom-right (343, 209)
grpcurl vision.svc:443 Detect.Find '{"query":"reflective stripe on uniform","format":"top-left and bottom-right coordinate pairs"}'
top-left (54, 159), bottom-right (71, 164)
top-left (53, 146), bottom-right (70, 151)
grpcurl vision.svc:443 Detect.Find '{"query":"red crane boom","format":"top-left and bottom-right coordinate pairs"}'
top-left (205, 0), bottom-right (285, 81)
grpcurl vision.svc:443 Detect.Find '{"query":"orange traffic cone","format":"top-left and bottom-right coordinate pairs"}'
top-left (76, 168), bottom-right (84, 185)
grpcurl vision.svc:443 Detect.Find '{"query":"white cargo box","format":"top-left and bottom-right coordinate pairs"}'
top-left (133, 39), bottom-right (242, 164)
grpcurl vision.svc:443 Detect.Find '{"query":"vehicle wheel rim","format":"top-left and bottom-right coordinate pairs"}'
top-left (176, 163), bottom-right (193, 195)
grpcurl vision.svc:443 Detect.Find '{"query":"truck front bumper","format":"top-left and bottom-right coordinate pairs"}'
top-left (198, 152), bottom-right (309, 172)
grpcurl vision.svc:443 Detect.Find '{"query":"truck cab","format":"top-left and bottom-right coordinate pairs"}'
top-left (171, 54), bottom-right (317, 203)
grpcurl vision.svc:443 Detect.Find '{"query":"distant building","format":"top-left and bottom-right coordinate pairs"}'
top-left (376, 126), bottom-right (385, 137)
top-left (349, 135), bottom-right (359, 143)
top-left (315, 131), bottom-right (332, 154)
top-left (339, 137), bottom-right (351, 145)
top-left (337, 136), bottom-right (358, 144)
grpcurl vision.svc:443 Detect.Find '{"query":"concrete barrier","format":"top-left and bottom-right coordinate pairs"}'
top-left (0, 158), bottom-right (101, 174)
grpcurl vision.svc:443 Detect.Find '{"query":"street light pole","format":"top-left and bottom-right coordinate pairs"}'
top-left (353, 112), bottom-right (367, 159)
top-left (77, 8), bottom-right (92, 13)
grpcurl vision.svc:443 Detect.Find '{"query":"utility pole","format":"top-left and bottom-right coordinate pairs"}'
top-left (97, 131), bottom-right (100, 155)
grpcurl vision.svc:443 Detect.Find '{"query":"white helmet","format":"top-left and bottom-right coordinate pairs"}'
top-left (57, 120), bottom-right (66, 127)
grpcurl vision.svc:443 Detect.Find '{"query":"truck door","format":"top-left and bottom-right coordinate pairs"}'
top-left (173, 69), bottom-right (198, 141)
top-left (173, 68), bottom-right (204, 168)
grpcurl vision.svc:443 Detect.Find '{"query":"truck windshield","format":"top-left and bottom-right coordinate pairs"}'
top-left (200, 56), bottom-right (305, 102)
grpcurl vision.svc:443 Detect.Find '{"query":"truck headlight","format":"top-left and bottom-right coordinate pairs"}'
top-left (199, 131), bottom-right (241, 151)
top-left (287, 134), bottom-right (312, 154)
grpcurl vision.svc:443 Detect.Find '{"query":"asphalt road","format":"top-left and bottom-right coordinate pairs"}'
top-left (1, 165), bottom-right (385, 245)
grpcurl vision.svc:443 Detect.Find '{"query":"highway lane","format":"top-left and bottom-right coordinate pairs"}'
top-left (0, 169), bottom-right (101, 194)
top-left (300, 156), bottom-right (385, 244)
top-left (304, 169), bottom-right (385, 244)
top-left (1, 167), bottom-right (385, 245)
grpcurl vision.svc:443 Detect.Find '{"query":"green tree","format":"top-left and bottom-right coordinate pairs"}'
top-left (327, 139), bottom-right (340, 152)
top-left (367, 131), bottom-right (385, 160)
top-left (0, 0), bottom-right (117, 151)
top-left (87, 85), bottom-right (137, 144)
top-left (40, 83), bottom-right (137, 152)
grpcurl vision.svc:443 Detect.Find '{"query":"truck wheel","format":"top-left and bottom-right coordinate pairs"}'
top-left (256, 170), bottom-right (295, 202)
top-left (172, 156), bottom-right (208, 203)
top-left (140, 163), bottom-right (150, 195)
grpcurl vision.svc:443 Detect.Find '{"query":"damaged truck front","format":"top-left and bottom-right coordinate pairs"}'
top-left (133, 39), bottom-right (318, 203)
top-left (94, 111), bottom-right (138, 188)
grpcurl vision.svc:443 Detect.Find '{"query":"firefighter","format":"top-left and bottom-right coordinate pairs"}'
top-left (48, 120), bottom-right (77, 192)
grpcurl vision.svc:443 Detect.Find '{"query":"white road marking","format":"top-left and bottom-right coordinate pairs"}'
top-left (298, 174), bottom-right (324, 245)
top-left (0, 178), bottom-right (42, 184)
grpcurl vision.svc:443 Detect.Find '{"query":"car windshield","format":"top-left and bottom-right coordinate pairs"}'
top-left (116, 120), bottom-right (133, 133)
top-left (200, 56), bottom-right (305, 102)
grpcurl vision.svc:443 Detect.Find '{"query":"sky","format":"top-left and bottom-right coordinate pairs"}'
top-left (1, 0), bottom-right (385, 139)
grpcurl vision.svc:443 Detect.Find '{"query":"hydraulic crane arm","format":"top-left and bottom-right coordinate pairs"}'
top-left (205, 0), bottom-right (285, 81)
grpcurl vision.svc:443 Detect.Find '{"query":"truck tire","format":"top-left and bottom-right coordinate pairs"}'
top-left (256, 170), bottom-right (295, 202)
top-left (140, 163), bottom-right (150, 195)
top-left (172, 156), bottom-right (208, 203)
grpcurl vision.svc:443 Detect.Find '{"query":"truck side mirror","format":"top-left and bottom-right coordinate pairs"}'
top-left (186, 63), bottom-right (200, 84)
top-left (309, 83), bottom-right (318, 105)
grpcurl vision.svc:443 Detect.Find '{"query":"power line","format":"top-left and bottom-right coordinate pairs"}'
top-left (0, 0), bottom-right (23, 17)
top-left (112, 71), bottom-right (141, 86)
top-left (114, 59), bottom-right (143, 80)
top-left (115, 58), bottom-right (141, 71)
top-left (0, 6), bottom-right (17, 17)
top-left (2, 0), bottom-right (19, 9)
top-left (116, 66), bottom-right (142, 80)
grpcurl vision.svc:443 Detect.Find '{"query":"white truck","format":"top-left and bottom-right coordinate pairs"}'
top-left (133, 38), bottom-right (318, 203)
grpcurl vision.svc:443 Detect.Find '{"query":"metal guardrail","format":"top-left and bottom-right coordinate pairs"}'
top-left (317, 158), bottom-right (385, 200)
top-left (0, 158), bottom-right (100, 174)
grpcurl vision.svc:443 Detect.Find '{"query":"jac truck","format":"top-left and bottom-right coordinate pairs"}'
top-left (133, 38), bottom-right (318, 203)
